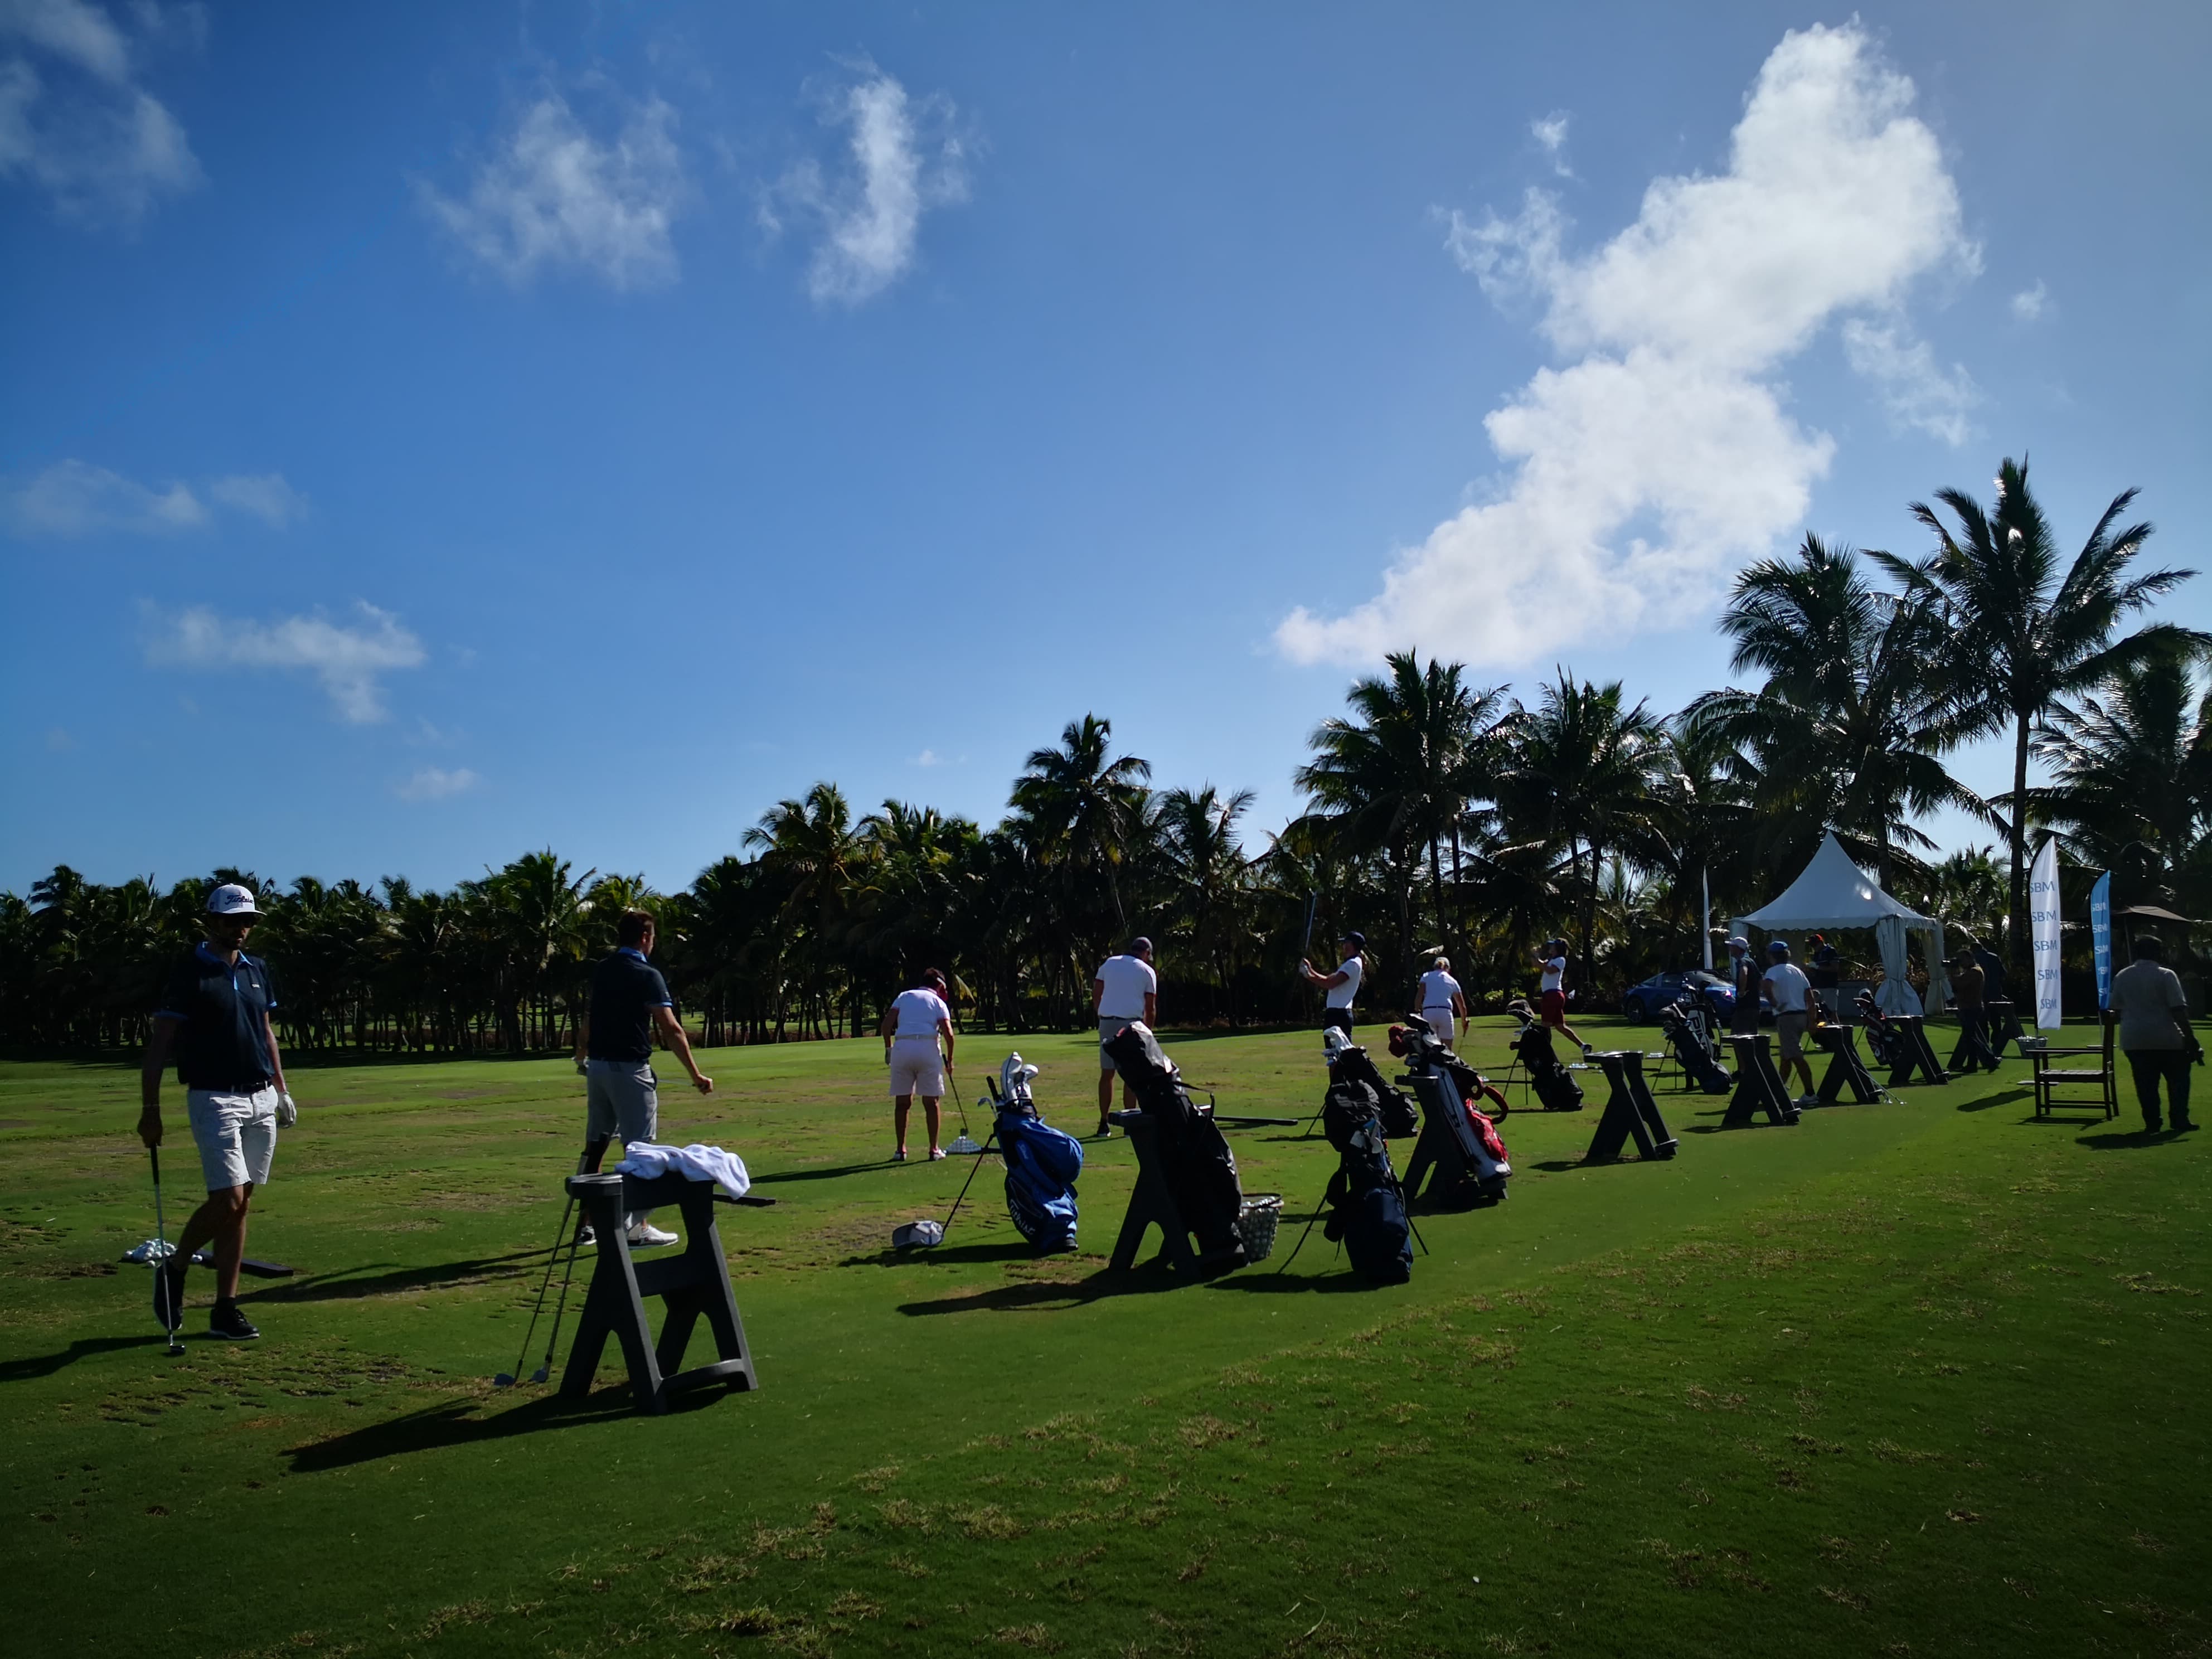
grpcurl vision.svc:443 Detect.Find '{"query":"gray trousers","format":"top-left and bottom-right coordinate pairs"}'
top-left (585, 1060), bottom-right (660, 1227)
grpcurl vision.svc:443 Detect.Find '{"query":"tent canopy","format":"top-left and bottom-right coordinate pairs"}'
top-left (1735, 832), bottom-right (1945, 1015)
top-left (1739, 832), bottom-right (1934, 931)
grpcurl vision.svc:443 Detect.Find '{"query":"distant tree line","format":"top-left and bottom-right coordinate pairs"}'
top-left (3, 458), bottom-right (2204, 1056)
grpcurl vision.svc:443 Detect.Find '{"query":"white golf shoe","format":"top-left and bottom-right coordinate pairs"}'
top-left (626, 1221), bottom-right (680, 1248)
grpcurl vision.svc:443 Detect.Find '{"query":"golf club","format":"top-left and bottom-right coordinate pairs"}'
top-left (945, 1059), bottom-right (981, 1154)
top-left (494, 1189), bottom-right (576, 1388)
top-left (151, 1147), bottom-right (182, 1356)
top-left (530, 1220), bottom-right (590, 1385)
top-left (929, 1123), bottom-right (1000, 1246)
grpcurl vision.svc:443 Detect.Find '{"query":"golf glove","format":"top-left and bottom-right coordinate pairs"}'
top-left (275, 1091), bottom-right (298, 1128)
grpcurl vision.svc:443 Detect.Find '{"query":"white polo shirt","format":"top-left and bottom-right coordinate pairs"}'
top-left (1094, 954), bottom-right (1157, 1021)
top-left (1326, 955), bottom-right (1364, 1011)
top-left (890, 987), bottom-right (950, 1038)
top-left (1419, 969), bottom-right (1461, 1011)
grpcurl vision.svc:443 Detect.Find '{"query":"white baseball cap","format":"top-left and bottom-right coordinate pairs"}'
top-left (206, 883), bottom-right (264, 917)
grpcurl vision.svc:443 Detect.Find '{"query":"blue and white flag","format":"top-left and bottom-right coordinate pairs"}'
top-left (2089, 870), bottom-right (2113, 1011)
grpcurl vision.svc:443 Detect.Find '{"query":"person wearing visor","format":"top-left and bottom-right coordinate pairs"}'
top-left (138, 883), bottom-right (295, 1342)
top-left (1762, 938), bottom-right (1818, 1106)
top-left (1301, 931), bottom-right (1367, 1035)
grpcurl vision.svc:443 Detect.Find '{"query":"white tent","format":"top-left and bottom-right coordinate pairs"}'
top-left (1734, 832), bottom-right (1948, 1015)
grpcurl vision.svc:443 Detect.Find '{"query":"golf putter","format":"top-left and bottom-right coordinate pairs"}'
top-left (530, 1222), bottom-right (589, 1385)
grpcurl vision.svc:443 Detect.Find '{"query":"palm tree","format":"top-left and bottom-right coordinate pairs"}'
top-left (1687, 534), bottom-right (1983, 893)
top-left (1156, 784), bottom-right (1256, 1021)
top-left (1500, 671), bottom-right (1673, 990)
top-left (1885, 458), bottom-right (2203, 981)
top-left (1295, 652), bottom-right (1500, 980)
top-left (1009, 715), bottom-right (1152, 939)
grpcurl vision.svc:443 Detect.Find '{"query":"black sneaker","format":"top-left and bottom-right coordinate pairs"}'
top-left (153, 1256), bottom-right (186, 1330)
top-left (208, 1300), bottom-right (260, 1341)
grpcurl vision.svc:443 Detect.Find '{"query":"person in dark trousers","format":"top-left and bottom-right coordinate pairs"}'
top-left (1963, 930), bottom-right (2019, 1054)
top-left (138, 884), bottom-right (296, 1342)
top-left (2111, 934), bottom-right (2198, 1133)
top-left (1806, 933), bottom-right (1844, 1018)
top-left (572, 909), bottom-right (713, 1246)
top-left (1726, 935), bottom-right (1762, 1036)
top-left (1948, 950), bottom-right (1999, 1073)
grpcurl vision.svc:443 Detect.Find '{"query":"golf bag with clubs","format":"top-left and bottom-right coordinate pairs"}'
top-left (1321, 1025), bottom-right (1421, 1140)
top-left (1391, 1019), bottom-right (1513, 1205)
top-left (1100, 1021), bottom-right (1247, 1261)
top-left (1854, 989), bottom-right (1903, 1069)
top-left (1318, 1074), bottom-right (1413, 1284)
top-left (1511, 1012), bottom-right (1585, 1111)
top-left (991, 1054), bottom-right (1083, 1253)
top-left (1658, 998), bottom-right (1732, 1093)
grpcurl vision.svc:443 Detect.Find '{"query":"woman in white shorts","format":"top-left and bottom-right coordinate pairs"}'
top-left (879, 968), bottom-right (955, 1161)
top-left (1416, 955), bottom-right (1467, 1045)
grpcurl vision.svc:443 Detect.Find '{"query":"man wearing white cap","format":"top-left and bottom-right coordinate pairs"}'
top-left (138, 883), bottom-right (295, 1342)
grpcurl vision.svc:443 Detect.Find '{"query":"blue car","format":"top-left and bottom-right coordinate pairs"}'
top-left (1621, 969), bottom-right (1738, 1024)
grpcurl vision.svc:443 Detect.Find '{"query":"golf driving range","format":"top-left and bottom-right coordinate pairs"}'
top-left (4, 1017), bottom-right (2205, 1658)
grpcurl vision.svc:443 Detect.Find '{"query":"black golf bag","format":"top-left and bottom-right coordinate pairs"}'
top-left (1322, 1028), bottom-right (1421, 1140)
top-left (1100, 1022), bottom-right (1246, 1258)
top-left (1854, 990), bottom-right (1902, 1069)
top-left (1319, 1079), bottom-right (1413, 1284)
top-left (1513, 1017), bottom-right (1585, 1110)
top-left (991, 1055), bottom-right (1081, 1253)
top-left (1658, 999), bottom-right (1731, 1093)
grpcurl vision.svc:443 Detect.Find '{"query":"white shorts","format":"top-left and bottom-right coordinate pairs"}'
top-left (888, 1039), bottom-right (945, 1098)
top-left (1422, 1008), bottom-right (1456, 1038)
top-left (186, 1086), bottom-right (279, 1192)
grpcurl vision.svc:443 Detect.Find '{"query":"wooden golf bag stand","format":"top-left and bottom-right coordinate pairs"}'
top-left (1882, 1015), bottom-right (1950, 1088)
top-left (1814, 1024), bottom-right (1881, 1105)
top-left (561, 1171), bottom-right (758, 1414)
top-left (1581, 1051), bottom-right (1679, 1162)
top-left (1107, 1110), bottom-right (1204, 1272)
top-left (1724, 1034), bottom-right (1801, 1127)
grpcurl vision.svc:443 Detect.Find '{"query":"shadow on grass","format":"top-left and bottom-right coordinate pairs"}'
top-left (239, 1249), bottom-right (544, 1304)
top-left (752, 1160), bottom-right (907, 1185)
top-left (838, 1240), bottom-right (1040, 1269)
top-left (894, 1260), bottom-right (1214, 1316)
top-left (0, 1331), bottom-right (182, 1382)
top-left (2077, 1127), bottom-right (2186, 1150)
top-left (283, 1388), bottom-right (697, 1472)
top-left (1206, 1269), bottom-right (1389, 1294)
top-left (1955, 1087), bottom-right (2031, 1113)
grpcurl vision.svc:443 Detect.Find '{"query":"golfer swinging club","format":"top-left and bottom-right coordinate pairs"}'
top-left (1301, 930), bottom-right (1365, 1035)
top-left (138, 884), bottom-right (295, 1342)
top-left (572, 909), bottom-right (712, 1248)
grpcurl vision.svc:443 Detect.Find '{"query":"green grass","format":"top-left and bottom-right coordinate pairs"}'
top-left (2, 1018), bottom-right (2206, 1657)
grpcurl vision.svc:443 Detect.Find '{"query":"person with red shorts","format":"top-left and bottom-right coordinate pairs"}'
top-left (1533, 938), bottom-right (1589, 1052)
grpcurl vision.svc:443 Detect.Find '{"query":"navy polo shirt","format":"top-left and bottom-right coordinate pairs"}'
top-left (156, 943), bottom-right (279, 1090)
top-left (586, 947), bottom-right (674, 1063)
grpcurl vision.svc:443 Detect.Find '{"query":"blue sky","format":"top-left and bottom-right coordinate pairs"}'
top-left (3, 1), bottom-right (2208, 897)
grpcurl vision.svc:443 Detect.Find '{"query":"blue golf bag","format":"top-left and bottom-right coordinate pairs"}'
top-left (993, 1055), bottom-right (1083, 1253)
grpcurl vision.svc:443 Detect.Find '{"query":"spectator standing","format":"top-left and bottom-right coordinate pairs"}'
top-left (1301, 932), bottom-right (1367, 1036)
top-left (1093, 938), bottom-right (1159, 1136)
top-left (138, 884), bottom-right (295, 1342)
top-left (1807, 933), bottom-right (1844, 1018)
top-left (1416, 955), bottom-right (1467, 1045)
top-left (1948, 950), bottom-right (1998, 1073)
top-left (575, 909), bottom-right (714, 1247)
top-left (2111, 935), bottom-right (2198, 1134)
top-left (1762, 939), bottom-right (1817, 1105)
top-left (1727, 935), bottom-right (1761, 1037)
top-left (880, 968), bottom-right (957, 1160)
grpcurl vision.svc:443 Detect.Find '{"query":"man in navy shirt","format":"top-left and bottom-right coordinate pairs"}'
top-left (572, 909), bottom-right (712, 1246)
top-left (139, 884), bottom-right (295, 1341)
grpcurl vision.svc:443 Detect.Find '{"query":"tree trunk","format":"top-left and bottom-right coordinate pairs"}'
top-left (1579, 838), bottom-right (1602, 996)
top-left (2007, 712), bottom-right (2032, 989)
top-left (1428, 833), bottom-right (1447, 963)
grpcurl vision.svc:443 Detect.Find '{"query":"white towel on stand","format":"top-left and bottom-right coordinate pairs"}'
top-left (612, 1142), bottom-right (751, 1199)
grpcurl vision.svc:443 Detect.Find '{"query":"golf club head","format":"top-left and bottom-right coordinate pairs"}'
top-left (166, 1339), bottom-right (185, 1356)
top-left (493, 1373), bottom-right (517, 1388)
top-left (529, 1364), bottom-right (551, 1385)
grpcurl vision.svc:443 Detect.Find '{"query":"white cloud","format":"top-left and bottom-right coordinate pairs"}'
top-left (396, 765), bottom-right (480, 803)
top-left (2010, 279), bottom-right (2049, 322)
top-left (1840, 318), bottom-right (1976, 444)
top-left (0, 0), bottom-right (201, 225)
top-left (206, 471), bottom-right (310, 527)
top-left (147, 601), bottom-right (426, 722)
top-left (765, 66), bottom-right (968, 307)
top-left (421, 90), bottom-right (687, 290)
top-left (1282, 23), bottom-right (1975, 670)
top-left (3, 458), bottom-right (307, 535)
top-left (1530, 111), bottom-right (1572, 177)
top-left (913, 748), bottom-right (942, 767)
